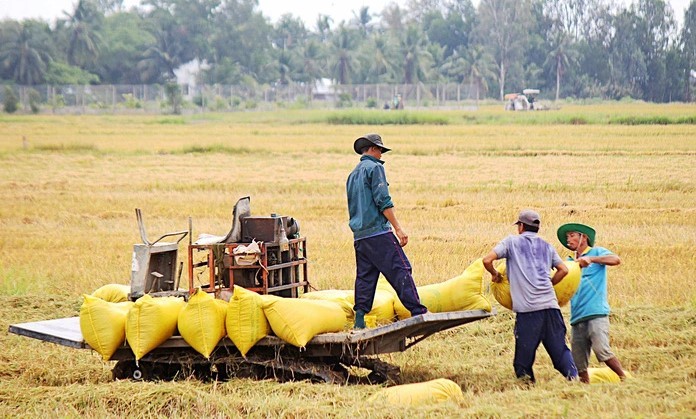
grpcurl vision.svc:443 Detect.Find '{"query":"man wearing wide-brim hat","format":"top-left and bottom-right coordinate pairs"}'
top-left (346, 133), bottom-right (427, 329)
top-left (557, 222), bottom-right (627, 383)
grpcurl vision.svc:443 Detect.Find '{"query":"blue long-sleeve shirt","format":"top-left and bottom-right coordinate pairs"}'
top-left (346, 155), bottom-right (394, 240)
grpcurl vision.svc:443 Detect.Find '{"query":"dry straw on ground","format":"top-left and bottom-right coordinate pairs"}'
top-left (1, 104), bottom-right (695, 417)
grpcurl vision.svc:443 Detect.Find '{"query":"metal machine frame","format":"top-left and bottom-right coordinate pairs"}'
top-left (129, 209), bottom-right (188, 300)
top-left (188, 237), bottom-right (310, 297)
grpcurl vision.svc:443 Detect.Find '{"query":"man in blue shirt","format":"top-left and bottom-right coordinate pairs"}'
top-left (346, 133), bottom-right (427, 329)
top-left (557, 223), bottom-right (626, 383)
top-left (483, 210), bottom-right (577, 383)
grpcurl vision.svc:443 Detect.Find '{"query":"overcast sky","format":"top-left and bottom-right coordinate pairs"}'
top-left (0, 0), bottom-right (690, 29)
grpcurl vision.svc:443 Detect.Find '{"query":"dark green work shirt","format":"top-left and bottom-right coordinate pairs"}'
top-left (346, 155), bottom-right (394, 240)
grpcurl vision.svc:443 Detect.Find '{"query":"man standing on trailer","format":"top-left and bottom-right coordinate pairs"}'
top-left (557, 223), bottom-right (627, 383)
top-left (346, 133), bottom-right (427, 329)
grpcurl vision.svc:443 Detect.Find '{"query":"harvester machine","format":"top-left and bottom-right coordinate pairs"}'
top-left (504, 88), bottom-right (546, 110)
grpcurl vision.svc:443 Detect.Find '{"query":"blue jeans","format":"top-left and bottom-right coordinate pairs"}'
top-left (514, 308), bottom-right (578, 382)
top-left (353, 232), bottom-right (427, 316)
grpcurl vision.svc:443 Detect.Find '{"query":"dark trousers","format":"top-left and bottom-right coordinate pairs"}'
top-left (514, 308), bottom-right (578, 382)
top-left (353, 233), bottom-right (427, 316)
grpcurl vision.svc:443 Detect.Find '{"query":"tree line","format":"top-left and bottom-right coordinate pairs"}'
top-left (1, 0), bottom-right (695, 102)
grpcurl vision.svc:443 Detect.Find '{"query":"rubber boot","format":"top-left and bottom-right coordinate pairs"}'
top-left (354, 310), bottom-right (366, 329)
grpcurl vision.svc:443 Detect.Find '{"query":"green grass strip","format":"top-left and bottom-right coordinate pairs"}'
top-left (326, 110), bottom-right (449, 125)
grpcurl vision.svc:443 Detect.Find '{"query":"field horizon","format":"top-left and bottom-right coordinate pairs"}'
top-left (1, 103), bottom-right (694, 417)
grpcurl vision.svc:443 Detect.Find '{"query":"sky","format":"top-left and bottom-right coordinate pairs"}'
top-left (0, 0), bottom-right (690, 29)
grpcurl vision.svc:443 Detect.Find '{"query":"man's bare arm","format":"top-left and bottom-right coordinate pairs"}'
top-left (551, 262), bottom-right (569, 285)
top-left (577, 254), bottom-right (621, 268)
top-left (483, 250), bottom-right (502, 283)
top-left (382, 207), bottom-right (408, 247)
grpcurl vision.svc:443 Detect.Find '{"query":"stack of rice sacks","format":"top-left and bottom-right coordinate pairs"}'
top-left (81, 285), bottom-right (186, 361)
top-left (385, 258), bottom-right (492, 320)
top-left (81, 258), bottom-right (497, 362)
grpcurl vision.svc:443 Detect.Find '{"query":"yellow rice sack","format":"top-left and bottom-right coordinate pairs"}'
top-left (377, 278), bottom-right (409, 319)
top-left (258, 293), bottom-right (282, 304)
top-left (490, 263), bottom-right (513, 310)
top-left (393, 259), bottom-right (492, 319)
top-left (368, 378), bottom-right (464, 406)
top-left (347, 289), bottom-right (396, 324)
top-left (226, 286), bottom-right (270, 357)
top-left (419, 258), bottom-right (491, 313)
top-left (554, 261), bottom-right (581, 306)
top-left (80, 294), bottom-right (133, 361)
top-left (491, 260), bottom-right (581, 310)
top-left (125, 294), bottom-right (186, 361)
top-left (91, 283), bottom-right (131, 303)
top-left (262, 298), bottom-right (346, 347)
top-left (588, 367), bottom-right (632, 384)
top-left (376, 277), bottom-right (397, 295)
top-left (300, 290), bottom-right (354, 324)
top-left (178, 289), bottom-right (228, 359)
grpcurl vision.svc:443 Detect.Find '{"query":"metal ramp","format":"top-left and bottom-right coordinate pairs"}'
top-left (9, 309), bottom-right (495, 384)
top-left (9, 310), bottom-right (494, 355)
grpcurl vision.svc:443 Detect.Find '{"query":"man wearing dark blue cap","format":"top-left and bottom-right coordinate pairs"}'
top-left (483, 209), bottom-right (578, 383)
top-left (557, 223), bottom-right (626, 383)
top-left (346, 133), bottom-right (427, 329)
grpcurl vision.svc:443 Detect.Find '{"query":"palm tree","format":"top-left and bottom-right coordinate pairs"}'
top-left (329, 24), bottom-right (360, 84)
top-left (299, 40), bottom-right (326, 99)
top-left (545, 34), bottom-right (577, 101)
top-left (463, 45), bottom-right (496, 105)
top-left (381, 3), bottom-right (405, 34)
top-left (398, 25), bottom-right (433, 84)
top-left (680, 0), bottom-right (696, 101)
top-left (442, 45), bottom-right (494, 105)
top-left (360, 34), bottom-right (396, 83)
top-left (441, 45), bottom-right (496, 106)
top-left (276, 49), bottom-right (295, 85)
top-left (137, 24), bottom-right (181, 83)
top-left (352, 6), bottom-right (373, 37)
top-left (440, 50), bottom-right (467, 82)
top-left (63, 0), bottom-right (103, 68)
top-left (0, 21), bottom-right (53, 85)
top-left (315, 15), bottom-right (333, 42)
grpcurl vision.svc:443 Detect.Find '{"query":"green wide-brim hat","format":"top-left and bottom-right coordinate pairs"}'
top-left (557, 223), bottom-right (596, 249)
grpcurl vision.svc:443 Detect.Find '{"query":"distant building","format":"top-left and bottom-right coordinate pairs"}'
top-left (313, 78), bottom-right (337, 101)
top-left (175, 59), bottom-right (209, 87)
